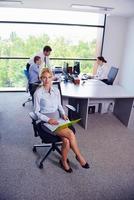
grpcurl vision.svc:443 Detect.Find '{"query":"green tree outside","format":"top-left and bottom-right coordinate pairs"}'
top-left (0, 32), bottom-right (96, 88)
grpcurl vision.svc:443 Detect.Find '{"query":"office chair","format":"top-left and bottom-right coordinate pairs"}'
top-left (22, 69), bottom-right (32, 107)
top-left (29, 81), bottom-right (76, 169)
top-left (102, 66), bottom-right (119, 85)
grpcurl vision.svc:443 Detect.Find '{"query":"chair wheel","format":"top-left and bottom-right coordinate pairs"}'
top-left (39, 163), bottom-right (43, 169)
top-left (22, 103), bottom-right (25, 107)
top-left (32, 146), bottom-right (37, 152)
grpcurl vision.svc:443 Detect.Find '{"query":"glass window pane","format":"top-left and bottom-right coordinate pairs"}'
top-left (0, 23), bottom-right (103, 59)
top-left (0, 8), bottom-right (105, 90)
top-left (0, 59), bottom-right (27, 88)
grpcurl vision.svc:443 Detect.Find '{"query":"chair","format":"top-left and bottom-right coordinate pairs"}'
top-left (29, 81), bottom-right (76, 169)
top-left (29, 112), bottom-right (62, 169)
top-left (22, 69), bottom-right (32, 107)
top-left (102, 66), bottom-right (119, 85)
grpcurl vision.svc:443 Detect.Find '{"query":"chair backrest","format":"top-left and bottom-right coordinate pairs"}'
top-left (29, 112), bottom-right (39, 137)
top-left (52, 81), bottom-right (63, 104)
top-left (107, 66), bottom-right (119, 85)
top-left (24, 69), bottom-right (29, 81)
top-left (23, 69), bottom-right (30, 92)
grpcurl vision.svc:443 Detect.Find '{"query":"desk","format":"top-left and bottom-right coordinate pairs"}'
top-left (60, 79), bottom-right (134, 129)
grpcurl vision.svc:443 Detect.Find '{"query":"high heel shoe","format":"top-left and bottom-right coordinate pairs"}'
top-left (81, 162), bottom-right (90, 169)
top-left (75, 156), bottom-right (90, 169)
top-left (59, 160), bottom-right (73, 173)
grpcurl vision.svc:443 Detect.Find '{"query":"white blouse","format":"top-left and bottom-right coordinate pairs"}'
top-left (34, 86), bottom-right (65, 122)
top-left (94, 64), bottom-right (108, 80)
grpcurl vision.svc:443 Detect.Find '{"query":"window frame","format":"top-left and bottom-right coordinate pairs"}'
top-left (0, 14), bottom-right (107, 91)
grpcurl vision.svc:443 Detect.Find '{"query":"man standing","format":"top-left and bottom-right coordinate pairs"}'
top-left (26, 45), bottom-right (52, 72)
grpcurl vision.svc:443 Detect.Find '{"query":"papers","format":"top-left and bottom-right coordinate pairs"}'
top-left (44, 118), bottom-right (81, 132)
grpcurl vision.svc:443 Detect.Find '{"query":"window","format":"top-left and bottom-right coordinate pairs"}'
top-left (0, 8), bottom-right (105, 90)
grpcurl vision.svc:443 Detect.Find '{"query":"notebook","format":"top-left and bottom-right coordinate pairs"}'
top-left (44, 118), bottom-right (81, 132)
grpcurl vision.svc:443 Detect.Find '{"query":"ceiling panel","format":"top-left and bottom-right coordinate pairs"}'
top-left (0, 0), bottom-right (134, 17)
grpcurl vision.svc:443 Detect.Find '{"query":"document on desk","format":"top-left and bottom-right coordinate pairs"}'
top-left (44, 118), bottom-right (81, 132)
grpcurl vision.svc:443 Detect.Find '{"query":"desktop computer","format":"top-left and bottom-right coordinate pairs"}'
top-left (62, 62), bottom-right (81, 83)
top-left (53, 66), bottom-right (63, 74)
top-left (73, 61), bottom-right (80, 75)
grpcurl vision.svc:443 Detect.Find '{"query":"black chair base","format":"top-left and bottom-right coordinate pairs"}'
top-left (33, 142), bottom-right (62, 169)
top-left (22, 97), bottom-right (32, 107)
top-left (31, 122), bottom-right (75, 169)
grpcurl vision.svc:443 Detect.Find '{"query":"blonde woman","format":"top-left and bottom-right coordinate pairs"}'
top-left (34, 68), bottom-right (89, 173)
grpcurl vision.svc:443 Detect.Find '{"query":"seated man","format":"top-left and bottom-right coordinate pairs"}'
top-left (34, 68), bottom-right (90, 173)
top-left (29, 56), bottom-right (41, 100)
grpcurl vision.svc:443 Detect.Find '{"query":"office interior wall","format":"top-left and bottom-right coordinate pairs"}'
top-left (102, 16), bottom-right (128, 84)
top-left (118, 17), bottom-right (134, 93)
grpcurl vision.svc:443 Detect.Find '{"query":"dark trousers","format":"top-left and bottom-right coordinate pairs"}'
top-left (29, 83), bottom-right (40, 102)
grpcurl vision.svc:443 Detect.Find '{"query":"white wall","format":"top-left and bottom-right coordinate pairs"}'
top-left (102, 15), bottom-right (128, 84)
top-left (119, 17), bottom-right (134, 92)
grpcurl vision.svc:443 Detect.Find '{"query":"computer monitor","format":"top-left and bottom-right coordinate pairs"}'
top-left (73, 61), bottom-right (80, 75)
top-left (63, 62), bottom-right (68, 74)
top-left (54, 66), bottom-right (63, 74)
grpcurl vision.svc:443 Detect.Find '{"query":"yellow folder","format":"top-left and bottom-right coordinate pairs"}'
top-left (55, 118), bottom-right (81, 131)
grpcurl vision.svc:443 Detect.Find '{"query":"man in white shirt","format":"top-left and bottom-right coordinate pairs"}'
top-left (27, 45), bottom-right (52, 72)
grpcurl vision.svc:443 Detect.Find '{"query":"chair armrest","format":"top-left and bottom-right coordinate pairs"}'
top-left (33, 83), bottom-right (41, 86)
top-left (29, 112), bottom-right (38, 121)
top-left (65, 104), bottom-right (76, 112)
top-left (29, 112), bottom-right (40, 137)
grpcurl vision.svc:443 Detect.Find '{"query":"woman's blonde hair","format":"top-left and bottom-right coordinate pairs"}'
top-left (40, 67), bottom-right (53, 79)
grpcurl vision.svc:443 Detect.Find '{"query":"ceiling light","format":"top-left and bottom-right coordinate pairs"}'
top-left (0, 0), bottom-right (23, 6)
top-left (71, 4), bottom-right (114, 13)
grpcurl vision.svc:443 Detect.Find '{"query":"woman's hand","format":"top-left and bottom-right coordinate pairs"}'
top-left (62, 115), bottom-right (68, 121)
top-left (48, 118), bottom-right (59, 125)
